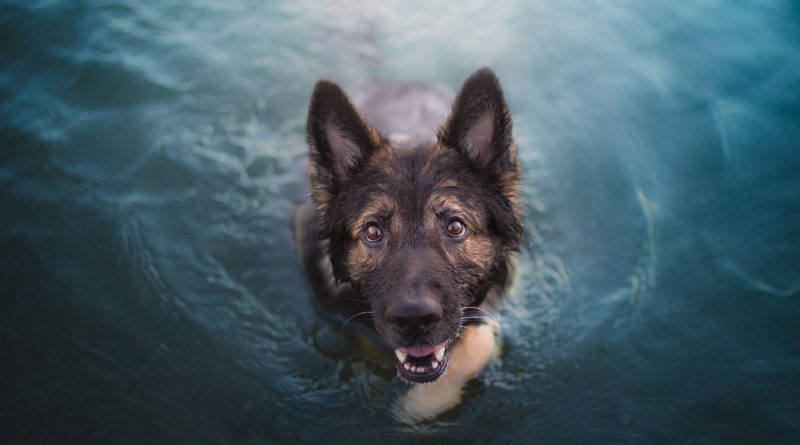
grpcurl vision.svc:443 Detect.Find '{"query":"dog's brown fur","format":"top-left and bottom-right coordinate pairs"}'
top-left (294, 68), bottom-right (521, 420)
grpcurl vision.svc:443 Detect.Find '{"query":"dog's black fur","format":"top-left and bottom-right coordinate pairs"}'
top-left (294, 68), bottom-right (521, 384)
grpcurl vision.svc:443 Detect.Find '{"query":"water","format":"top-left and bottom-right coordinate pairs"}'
top-left (1, 0), bottom-right (799, 442)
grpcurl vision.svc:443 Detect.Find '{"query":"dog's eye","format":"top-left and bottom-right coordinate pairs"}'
top-left (446, 219), bottom-right (466, 238)
top-left (364, 223), bottom-right (383, 242)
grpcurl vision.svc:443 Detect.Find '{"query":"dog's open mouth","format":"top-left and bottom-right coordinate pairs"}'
top-left (394, 341), bottom-right (449, 383)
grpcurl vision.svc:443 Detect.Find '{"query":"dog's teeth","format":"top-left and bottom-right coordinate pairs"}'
top-left (394, 349), bottom-right (407, 363)
top-left (434, 345), bottom-right (445, 362)
top-left (432, 360), bottom-right (439, 369)
top-left (404, 362), bottom-right (411, 371)
top-left (413, 366), bottom-right (421, 373)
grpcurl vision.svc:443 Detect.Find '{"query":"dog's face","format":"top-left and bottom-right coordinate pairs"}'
top-left (306, 68), bottom-right (521, 383)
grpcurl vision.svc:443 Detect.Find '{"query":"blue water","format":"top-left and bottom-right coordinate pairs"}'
top-left (2, 0), bottom-right (799, 443)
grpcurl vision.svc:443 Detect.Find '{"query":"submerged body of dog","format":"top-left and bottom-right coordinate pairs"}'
top-left (294, 68), bottom-right (522, 420)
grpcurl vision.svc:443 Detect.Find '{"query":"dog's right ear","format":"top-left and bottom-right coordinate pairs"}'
top-left (307, 80), bottom-right (380, 212)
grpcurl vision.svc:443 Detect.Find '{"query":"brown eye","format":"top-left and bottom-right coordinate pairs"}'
top-left (364, 223), bottom-right (383, 242)
top-left (446, 219), bottom-right (466, 238)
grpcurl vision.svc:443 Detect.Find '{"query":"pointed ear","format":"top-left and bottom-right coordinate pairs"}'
top-left (306, 79), bottom-right (381, 211)
top-left (438, 68), bottom-right (519, 193)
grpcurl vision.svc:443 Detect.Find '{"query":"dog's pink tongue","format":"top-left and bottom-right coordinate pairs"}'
top-left (399, 343), bottom-right (440, 357)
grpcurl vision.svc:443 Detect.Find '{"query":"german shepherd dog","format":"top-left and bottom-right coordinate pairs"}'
top-left (293, 68), bottom-right (521, 420)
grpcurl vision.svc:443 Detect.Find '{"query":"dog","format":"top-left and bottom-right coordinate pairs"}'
top-left (293, 68), bottom-right (522, 420)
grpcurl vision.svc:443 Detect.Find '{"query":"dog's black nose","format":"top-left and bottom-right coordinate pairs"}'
top-left (387, 297), bottom-right (443, 337)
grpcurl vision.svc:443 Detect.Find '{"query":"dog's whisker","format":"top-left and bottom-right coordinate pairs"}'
top-left (341, 311), bottom-right (374, 330)
top-left (461, 306), bottom-right (501, 324)
top-left (340, 297), bottom-right (370, 305)
top-left (460, 308), bottom-right (504, 345)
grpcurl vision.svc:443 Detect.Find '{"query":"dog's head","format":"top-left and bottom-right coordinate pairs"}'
top-left (306, 68), bottom-right (521, 383)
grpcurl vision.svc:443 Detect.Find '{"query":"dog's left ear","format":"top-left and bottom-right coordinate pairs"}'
top-left (439, 68), bottom-right (519, 201)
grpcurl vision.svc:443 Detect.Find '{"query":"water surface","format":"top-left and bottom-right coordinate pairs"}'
top-left (1, 0), bottom-right (799, 443)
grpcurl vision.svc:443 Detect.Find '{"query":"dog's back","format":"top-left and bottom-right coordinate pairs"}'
top-left (351, 81), bottom-right (453, 144)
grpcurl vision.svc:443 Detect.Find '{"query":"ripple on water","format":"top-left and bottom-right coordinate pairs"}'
top-left (3, 0), bottom-right (800, 441)
top-left (711, 64), bottom-right (800, 297)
